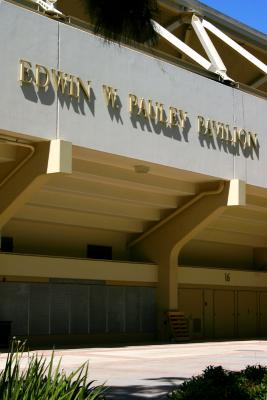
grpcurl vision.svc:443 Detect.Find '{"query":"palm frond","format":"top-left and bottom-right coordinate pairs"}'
top-left (85, 0), bottom-right (159, 45)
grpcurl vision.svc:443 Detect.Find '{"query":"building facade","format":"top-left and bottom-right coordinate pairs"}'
top-left (0, 0), bottom-right (267, 344)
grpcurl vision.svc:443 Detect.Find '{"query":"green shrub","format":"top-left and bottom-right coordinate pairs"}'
top-left (243, 365), bottom-right (267, 384)
top-left (168, 365), bottom-right (267, 400)
top-left (0, 339), bottom-right (106, 400)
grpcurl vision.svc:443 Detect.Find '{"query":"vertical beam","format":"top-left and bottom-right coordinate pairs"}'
top-left (181, 26), bottom-right (192, 60)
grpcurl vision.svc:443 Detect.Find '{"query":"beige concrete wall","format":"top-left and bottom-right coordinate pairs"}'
top-left (178, 266), bottom-right (267, 288)
top-left (3, 219), bottom-right (129, 260)
top-left (180, 240), bottom-right (253, 269)
top-left (0, 253), bottom-right (157, 283)
top-left (2, 252), bottom-right (267, 287)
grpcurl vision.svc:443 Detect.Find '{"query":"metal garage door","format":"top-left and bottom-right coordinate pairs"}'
top-left (203, 289), bottom-right (213, 338)
top-left (179, 288), bottom-right (203, 338)
top-left (0, 282), bottom-right (156, 336)
top-left (259, 291), bottom-right (267, 337)
top-left (214, 290), bottom-right (235, 338)
top-left (237, 291), bottom-right (258, 338)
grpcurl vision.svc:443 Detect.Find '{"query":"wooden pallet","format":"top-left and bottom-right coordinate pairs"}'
top-left (166, 311), bottom-right (190, 341)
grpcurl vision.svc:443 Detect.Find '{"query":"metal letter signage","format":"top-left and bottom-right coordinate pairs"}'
top-left (18, 59), bottom-right (259, 153)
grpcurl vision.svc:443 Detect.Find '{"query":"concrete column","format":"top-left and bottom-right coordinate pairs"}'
top-left (130, 180), bottom-right (246, 338)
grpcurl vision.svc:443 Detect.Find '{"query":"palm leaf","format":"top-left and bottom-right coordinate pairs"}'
top-left (84, 0), bottom-right (159, 45)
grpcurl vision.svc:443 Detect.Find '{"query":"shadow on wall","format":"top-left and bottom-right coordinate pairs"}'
top-left (130, 113), bottom-right (191, 142)
top-left (21, 80), bottom-right (96, 116)
top-left (199, 130), bottom-right (260, 160)
top-left (58, 88), bottom-right (96, 116)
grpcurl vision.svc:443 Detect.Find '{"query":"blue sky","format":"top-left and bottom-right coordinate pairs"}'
top-left (200, 0), bottom-right (267, 34)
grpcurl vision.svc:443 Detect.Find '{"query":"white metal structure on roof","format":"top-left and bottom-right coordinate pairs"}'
top-left (27, 0), bottom-right (267, 85)
top-left (153, 13), bottom-right (267, 83)
top-left (29, 0), bottom-right (63, 15)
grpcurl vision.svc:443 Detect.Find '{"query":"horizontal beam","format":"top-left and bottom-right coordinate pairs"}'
top-left (196, 228), bottom-right (267, 247)
top-left (46, 176), bottom-right (179, 208)
top-left (247, 186), bottom-right (267, 198)
top-left (166, 19), bottom-right (184, 32)
top-left (178, 266), bottom-right (267, 288)
top-left (158, 0), bottom-right (185, 14)
top-left (30, 190), bottom-right (161, 221)
top-left (246, 204), bottom-right (267, 214)
top-left (210, 217), bottom-right (267, 237)
top-left (250, 74), bottom-right (267, 88)
top-left (246, 195), bottom-right (267, 213)
top-left (225, 206), bottom-right (267, 221)
top-left (15, 204), bottom-right (145, 233)
top-left (0, 253), bottom-right (157, 282)
top-left (73, 159), bottom-right (197, 196)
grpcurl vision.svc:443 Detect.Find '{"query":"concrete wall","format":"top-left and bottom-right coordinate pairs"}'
top-left (0, 1), bottom-right (58, 139)
top-left (2, 219), bottom-right (130, 259)
top-left (2, 253), bottom-right (267, 287)
top-left (178, 266), bottom-right (267, 288)
top-left (0, 253), bottom-right (158, 283)
top-left (180, 240), bottom-right (253, 269)
top-left (1, 1), bottom-right (267, 187)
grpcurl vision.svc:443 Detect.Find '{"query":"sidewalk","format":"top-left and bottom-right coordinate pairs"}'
top-left (1, 340), bottom-right (267, 399)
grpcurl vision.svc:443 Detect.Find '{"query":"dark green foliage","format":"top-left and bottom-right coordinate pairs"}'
top-left (85, 0), bottom-right (158, 45)
top-left (169, 365), bottom-right (267, 400)
top-left (0, 339), bottom-right (106, 399)
top-left (243, 365), bottom-right (267, 384)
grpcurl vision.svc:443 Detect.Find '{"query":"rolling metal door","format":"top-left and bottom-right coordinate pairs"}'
top-left (179, 288), bottom-right (203, 338)
top-left (0, 283), bottom-right (29, 335)
top-left (237, 291), bottom-right (258, 338)
top-left (203, 289), bottom-right (213, 338)
top-left (214, 290), bottom-right (235, 338)
top-left (0, 282), bottom-right (156, 336)
top-left (259, 292), bottom-right (267, 336)
top-left (29, 284), bottom-right (50, 335)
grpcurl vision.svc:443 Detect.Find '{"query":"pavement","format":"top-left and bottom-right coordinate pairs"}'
top-left (1, 340), bottom-right (267, 399)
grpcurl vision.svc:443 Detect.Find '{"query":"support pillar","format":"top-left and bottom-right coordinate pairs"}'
top-left (130, 180), bottom-right (246, 338)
